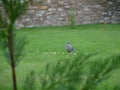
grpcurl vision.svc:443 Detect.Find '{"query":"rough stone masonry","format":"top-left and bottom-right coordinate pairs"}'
top-left (1, 0), bottom-right (120, 28)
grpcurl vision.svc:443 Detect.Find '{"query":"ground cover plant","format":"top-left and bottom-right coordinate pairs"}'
top-left (0, 24), bottom-right (120, 90)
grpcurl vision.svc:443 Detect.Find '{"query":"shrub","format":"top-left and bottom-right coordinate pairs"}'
top-left (70, 9), bottom-right (76, 29)
top-left (38, 53), bottom-right (120, 90)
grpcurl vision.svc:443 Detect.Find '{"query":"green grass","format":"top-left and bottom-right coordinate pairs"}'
top-left (0, 24), bottom-right (120, 90)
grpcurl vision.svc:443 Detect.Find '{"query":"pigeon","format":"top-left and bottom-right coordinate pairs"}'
top-left (65, 41), bottom-right (75, 53)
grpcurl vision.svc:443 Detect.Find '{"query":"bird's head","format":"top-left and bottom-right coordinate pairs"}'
top-left (67, 41), bottom-right (70, 44)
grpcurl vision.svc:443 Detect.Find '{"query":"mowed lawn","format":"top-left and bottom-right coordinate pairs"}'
top-left (0, 24), bottom-right (120, 90)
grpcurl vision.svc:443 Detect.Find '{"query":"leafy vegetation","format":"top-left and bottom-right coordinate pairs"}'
top-left (38, 53), bottom-right (120, 90)
top-left (70, 9), bottom-right (76, 29)
top-left (0, 0), bottom-right (32, 90)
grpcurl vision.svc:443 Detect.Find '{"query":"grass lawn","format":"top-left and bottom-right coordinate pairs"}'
top-left (0, 24), bottom-right (120, 90)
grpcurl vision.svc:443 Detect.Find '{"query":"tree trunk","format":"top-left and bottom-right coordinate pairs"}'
top-left (7, 24), bottom-right (17, 90)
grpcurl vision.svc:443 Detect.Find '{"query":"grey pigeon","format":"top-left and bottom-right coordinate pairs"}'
top-left (65, 42), bottom-right (75, 53)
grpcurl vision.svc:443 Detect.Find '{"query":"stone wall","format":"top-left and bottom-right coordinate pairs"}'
top-left (1, 0), bottom-right (120, 28)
